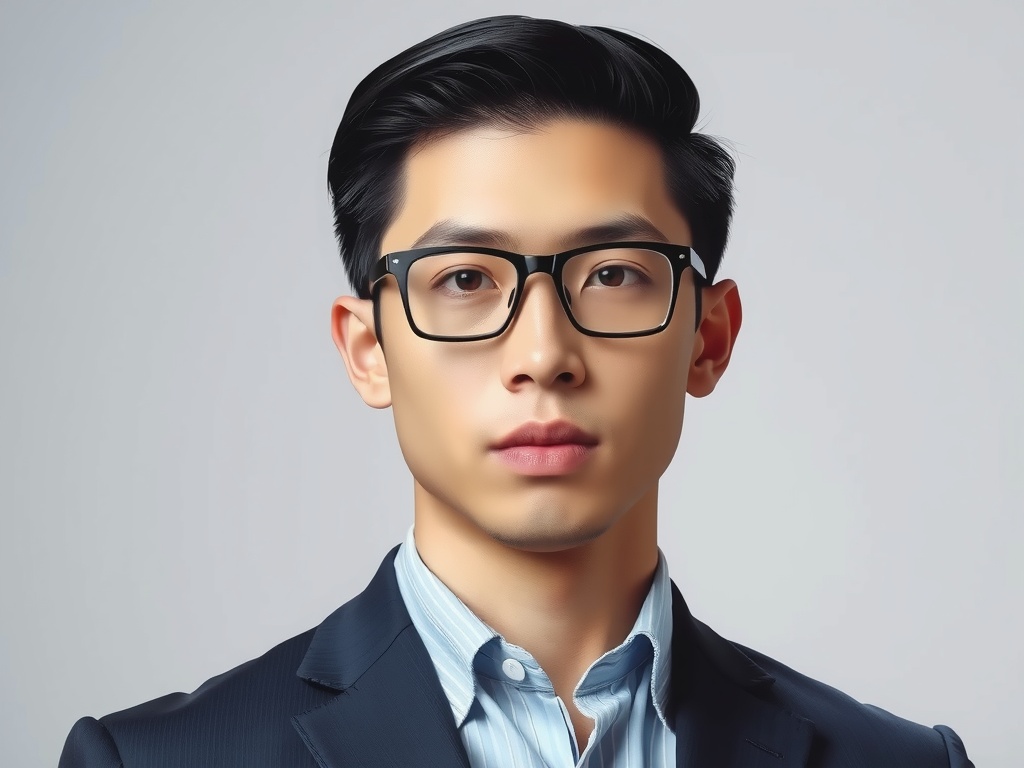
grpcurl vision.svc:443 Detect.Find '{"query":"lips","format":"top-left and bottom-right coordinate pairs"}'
top-left (491, 419), bottom-right (599, 449)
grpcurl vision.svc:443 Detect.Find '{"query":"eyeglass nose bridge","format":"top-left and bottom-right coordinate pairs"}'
top-left (508, 254), bottom-right (574, 321)
top-left (522, 254), bottom-right (557, 275)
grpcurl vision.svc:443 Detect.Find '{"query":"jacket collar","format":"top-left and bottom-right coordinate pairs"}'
top-left (292, 545), bottom-right (471, 768)
top-left (669, 583), bottom-right (816, 766)
top-left (292, 546), bottom-right (814, 768)
top-left (294, 545), bottom-right (410, 690)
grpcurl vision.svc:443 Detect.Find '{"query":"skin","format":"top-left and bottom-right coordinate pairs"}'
top-left (332, 119), bottom-right (742, 748)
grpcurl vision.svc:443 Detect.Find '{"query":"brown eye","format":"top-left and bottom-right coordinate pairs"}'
top-left (436, 269), bottom-right (497, 295)
top-left (597, 266), bottom-right (624, 286)
top-left (454, 270), bottom-right (483, 291)
top-left (583, 265), bottom-right (646, 288)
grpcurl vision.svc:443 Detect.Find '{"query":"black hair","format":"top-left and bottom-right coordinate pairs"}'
top-left (327, 15), bottom-right (735, 299)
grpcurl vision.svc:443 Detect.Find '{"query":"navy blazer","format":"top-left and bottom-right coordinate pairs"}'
top-left (60, 547), bottom-right (973, 767)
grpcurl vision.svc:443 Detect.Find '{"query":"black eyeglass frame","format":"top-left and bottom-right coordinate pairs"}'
top-left (368, 241), bottom-right (708, 342)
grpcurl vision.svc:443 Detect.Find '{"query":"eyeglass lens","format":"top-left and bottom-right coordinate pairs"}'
top-left (405, 248), bottom-right (674, 337)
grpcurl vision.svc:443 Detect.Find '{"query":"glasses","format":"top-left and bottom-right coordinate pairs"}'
top-left (368, 241), bottom-right (707, 342)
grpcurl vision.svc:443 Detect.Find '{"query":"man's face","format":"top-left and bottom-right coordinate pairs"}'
top-left (339, 119), bottom-right (730, 552)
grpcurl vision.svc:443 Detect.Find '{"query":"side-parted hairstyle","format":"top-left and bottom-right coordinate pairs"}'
top-left (328, 15), bottom-right (735, 299)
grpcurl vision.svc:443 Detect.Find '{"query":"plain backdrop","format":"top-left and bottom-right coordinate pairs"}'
top-left (1, 0), bottom-right (1021, 765)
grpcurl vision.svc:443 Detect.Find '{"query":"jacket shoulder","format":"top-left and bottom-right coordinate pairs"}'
top-left (734, 642), bottom-right (972, 767)
top-left (64, 628), bottom-right (333, 768)
top-left (59, 716), bottom-right (122, 768)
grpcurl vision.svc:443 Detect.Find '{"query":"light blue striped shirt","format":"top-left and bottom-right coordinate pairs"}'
top-left (394, 526), bottom-right (677, 767)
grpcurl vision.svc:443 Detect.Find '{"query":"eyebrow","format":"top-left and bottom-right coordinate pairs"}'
top-left (408, 212), bottom-right (671, 253)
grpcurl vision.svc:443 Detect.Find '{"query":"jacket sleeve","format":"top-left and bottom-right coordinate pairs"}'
top-left (934, 724), bottom-right (974, 768)
top-left (58, 717), bottom-right (124, 768)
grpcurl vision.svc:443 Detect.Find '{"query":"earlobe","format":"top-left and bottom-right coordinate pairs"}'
top-left (687, 280), bottom-right (742, 398)
top-left (331, 296), bottom-right (392, 409)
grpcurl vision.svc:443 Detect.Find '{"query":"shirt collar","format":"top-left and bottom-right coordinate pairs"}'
top-left (631, 544), bottom-right (674, 726)
top-left (394, 526), bottom-right (496, 726)
top-left (393, 525), bottom-right (675, 728)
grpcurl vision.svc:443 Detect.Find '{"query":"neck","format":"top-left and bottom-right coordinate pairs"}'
top-left (412, 484), bottom-right (660, 694)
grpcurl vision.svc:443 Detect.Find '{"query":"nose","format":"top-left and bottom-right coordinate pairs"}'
top-left (498, 273), bottom-right (586, 391)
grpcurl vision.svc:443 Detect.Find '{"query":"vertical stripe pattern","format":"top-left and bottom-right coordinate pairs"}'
top-left (393, 526), bottom-right (676, 767)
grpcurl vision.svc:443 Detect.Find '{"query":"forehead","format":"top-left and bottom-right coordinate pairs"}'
top-left (380, 119), bottom-right (692, 254)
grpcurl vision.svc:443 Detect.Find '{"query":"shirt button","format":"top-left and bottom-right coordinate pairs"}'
top-left (501, 658), bottom-right (526, 681)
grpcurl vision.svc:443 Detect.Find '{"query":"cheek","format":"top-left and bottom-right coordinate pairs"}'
top-left (606, 339), bottom-right (690, 460)
top-left (387, 345), bottom-right (494, 470)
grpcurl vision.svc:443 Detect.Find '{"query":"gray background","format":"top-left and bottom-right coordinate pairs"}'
top-left (1, 0), bottom-right (1021, 765)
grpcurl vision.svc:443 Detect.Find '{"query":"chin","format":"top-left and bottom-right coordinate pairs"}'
top-left (481, 510), bottom-right (614, 553)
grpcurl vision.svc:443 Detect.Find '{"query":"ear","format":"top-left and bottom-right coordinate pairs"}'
top-left (687, 279), bottom-right (742, 398)
top-left (331, 295), bottom-right (392, 409)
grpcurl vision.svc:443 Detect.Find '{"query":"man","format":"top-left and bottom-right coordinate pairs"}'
top-left (60, 15), bottom-right (973, 768)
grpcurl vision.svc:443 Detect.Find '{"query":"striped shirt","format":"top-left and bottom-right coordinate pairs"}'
top-left (393, 526), bottom-right (677, 767)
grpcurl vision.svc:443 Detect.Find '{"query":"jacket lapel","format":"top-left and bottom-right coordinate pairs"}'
top-left (670, 584), bottom-right (815, 767)
top-left (291, 547), bottom-right (471, 768)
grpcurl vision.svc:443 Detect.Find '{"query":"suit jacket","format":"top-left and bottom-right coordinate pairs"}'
top-left (60, 547), bottom-right (973, 767)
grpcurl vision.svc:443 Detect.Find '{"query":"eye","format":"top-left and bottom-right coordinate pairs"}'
top-left (583, 264), bottom-right (648, 288)
top-left (436, 269), bottom-right (497, 295)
